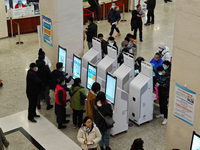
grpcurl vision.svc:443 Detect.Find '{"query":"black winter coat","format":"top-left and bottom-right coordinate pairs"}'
top-left (146, 0), bottom-right (156, 10)
top-left (86, 23), bottom-right (98, 42)
top-left (93, 103), bottom-right (113, 133)
top-left (36, 60), bottom-right (52, 86)
top-left (26, 69), bottom-right (42, 96)
top-left (88, 0), bottom-right (99, 9)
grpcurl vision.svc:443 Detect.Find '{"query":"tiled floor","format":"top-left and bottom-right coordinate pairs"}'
top-left (0, 0), bottom-right (176, 149)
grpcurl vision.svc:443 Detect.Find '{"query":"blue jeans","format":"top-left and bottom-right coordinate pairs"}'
top-left (109, 24), bottom-right (120, 36)
top-left (99, 128), bottom-right (111, 147)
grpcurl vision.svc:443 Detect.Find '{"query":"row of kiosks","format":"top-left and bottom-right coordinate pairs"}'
top-left (57, 40), bottom-right (154, 136)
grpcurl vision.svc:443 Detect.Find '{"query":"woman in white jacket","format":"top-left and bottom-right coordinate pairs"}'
top-left (77, 116), bottom-right (102, 150)
top-left (158, 42), bottom-right (171, 62)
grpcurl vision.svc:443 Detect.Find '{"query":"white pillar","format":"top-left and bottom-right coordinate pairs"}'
top-left (40, 0), bottom-right (83, 69)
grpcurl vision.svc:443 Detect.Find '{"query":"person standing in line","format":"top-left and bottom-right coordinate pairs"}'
top-left (26, 63), bottom-right (42, 123)
top-left (162, 60), bottom-right (171, 77)
top-left (106, 3), bottom-right (121, 38)
top-left (87, 82), bottom-right (101, 120)
top-left (130, 138), bottom-right (144, 150)
top-left (131, 4), bottom-right (145, 42)
top-left (107, 37), bottom-right (118, 52)
top-left (85, 17), bottom-right (98, 49)
top-left (36, 54), bottom-right (53, 110)
top-left (150, 53), bottom-right (163, 79)
top-left (156, 66), bottom-right (170, 125)
top-left (144, 0), bottom-right (156, 26)
top-left (77, 116), bottom-right (102, 150)
top-left (0, 128), bottom-right (9, 150)
top-left (93, 92), bottom-right (113, 150)
top-left (135, 57), bottom-right (145, 76)
top-left (157, 42), bottom-right (171, 61)
top-left (88, 0), bottom-right (100, 23)
top-left (69, 78), bottom-right (87, 128)
top-left (55, 77), bottom-right (70, 129)
top-left (38, 48), bottom-right (51, 68)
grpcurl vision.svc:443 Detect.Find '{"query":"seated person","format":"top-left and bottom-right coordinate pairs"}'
top-left (135, 57), bottom-right (145, 76)
top-left (118, 37), bottom-right (133, 65)
top-left (98, 33), bottom-right (108, 58)
top-left (126, 33), bottom-right (137, 57)
top-left (15, 0), bottom-right (26, 9)
top-left (107, 36), bottom-right (118, 53)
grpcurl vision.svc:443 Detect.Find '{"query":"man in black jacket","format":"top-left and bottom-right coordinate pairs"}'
top-left (26, 63), bottom-right (42, 122)
top-left (51, 62), bottom-right (73, 90)
top-left (36, 54), bottom-right (53, 110)
top-left (144, 0), bottom-right (156, 26)
top-left (85, 17), bottom-right (98, 49)
top-left (88, 0), bottom-right (100, 22)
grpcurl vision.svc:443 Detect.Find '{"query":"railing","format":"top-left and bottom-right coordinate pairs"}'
top-left (10, 18), bottom-right (24, 45)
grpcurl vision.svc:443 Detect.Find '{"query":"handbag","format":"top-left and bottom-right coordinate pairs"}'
top-left (94, 105), bottom-right (115, 128)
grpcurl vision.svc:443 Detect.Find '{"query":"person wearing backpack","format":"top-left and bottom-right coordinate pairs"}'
top-left (106, 2), bottom-right (121, 38)
top-left (93, 92), bottom-right (113, 150)
top-left (69, 78), bottom-right (87, 128)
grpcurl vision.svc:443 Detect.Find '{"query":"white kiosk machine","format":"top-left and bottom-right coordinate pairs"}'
top-left (129, 61), bottom-right (153, 125)
top-left (110, 53), bottom-right (135, 136)
top-left (82, 38), bottom-right (102, 91)
top-left (97, 45), bottom-right (118, 92)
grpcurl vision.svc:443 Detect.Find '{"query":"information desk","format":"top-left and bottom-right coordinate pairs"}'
top-left (83, 0), bottom-right (128, 24)
top-left (7, 14), bottom-right (40, 36)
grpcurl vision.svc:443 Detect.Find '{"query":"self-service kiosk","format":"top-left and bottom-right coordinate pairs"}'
top-left (97, 45), bottom-right (118, 92)
top-left (129, 61), bottom-right (153, 125)
top-left (81, 38), bottom-right (102, 92)
top-left (109, 53), bottom-right (135, 136)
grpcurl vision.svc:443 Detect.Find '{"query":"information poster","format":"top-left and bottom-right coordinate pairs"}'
top-left (87, 64), bottom-right (96, 89)
top-left (173, 83), bottom-right (196, 126)
top-left (42, 15), bottom-right (53, 47)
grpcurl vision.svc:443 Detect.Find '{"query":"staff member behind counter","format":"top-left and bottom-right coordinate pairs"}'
top-left (15, 0), bottom-right (26, 9)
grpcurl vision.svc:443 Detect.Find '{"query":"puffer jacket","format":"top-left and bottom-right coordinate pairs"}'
top-left (77, 123), bottom-right (102, 150)
top-left (69, 85), bottom-right (87, 111)
top-left (106, 6), bottom-right (121, 23)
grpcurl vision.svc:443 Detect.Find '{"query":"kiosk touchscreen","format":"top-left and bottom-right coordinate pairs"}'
top-left (190, 131), bottom-right (200, 150)
top-left (58, 45), bottom-right (67, 72)
top-left (73, 54), bottom-right (82, 79)
top-left (87, 63), bottom-right (97, 90)
top-left (105, 73), bottom-right (117, 104)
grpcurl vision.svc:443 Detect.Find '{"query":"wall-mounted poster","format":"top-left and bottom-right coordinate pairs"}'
top-left (42, 15), bottom-right (53, 47)
top-left (173, 83), bottom-right (196, 126)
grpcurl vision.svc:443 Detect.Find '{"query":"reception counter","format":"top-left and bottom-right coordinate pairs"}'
top-left (7, 14), bottom-right (40, 36)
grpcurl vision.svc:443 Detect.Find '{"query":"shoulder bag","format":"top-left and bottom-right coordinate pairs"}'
top-left (94, 105), bottom-right (115, 128)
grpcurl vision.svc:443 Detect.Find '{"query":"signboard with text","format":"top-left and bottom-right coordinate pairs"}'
top-left (42, 15), bottom-right (53, 47)
top-left (173, 83), bottom-right (196, 126)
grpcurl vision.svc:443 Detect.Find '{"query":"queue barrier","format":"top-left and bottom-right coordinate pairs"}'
top-left (10, 18), bottom-right (24, 45)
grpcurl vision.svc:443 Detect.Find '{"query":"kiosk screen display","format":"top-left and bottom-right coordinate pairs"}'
top-left (87, 63), bottom-right (97, 90)
top-left (58, 46), bottom-right (67, 72)
top-left (73, 55), bottom-right (82, 79)
top-left (105, 73), bottom-right (117, 104)
top-left (190, 132), bottom-right (200, 150)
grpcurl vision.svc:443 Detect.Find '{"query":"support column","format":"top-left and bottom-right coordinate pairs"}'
top-left (166, 0), bottom-right (200, 149)
top-left (40, 0), bottom-right (83, 69)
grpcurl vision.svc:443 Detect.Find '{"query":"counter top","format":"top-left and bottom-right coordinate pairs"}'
top-left (83, 0), bottom-right (117, 8)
